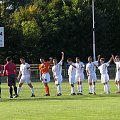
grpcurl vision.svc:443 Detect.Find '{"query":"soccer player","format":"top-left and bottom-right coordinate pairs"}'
top-left (67, 58), bottom-right (76, 95)
top-left (39, 57), bottom-right (52, 96)
top-left (112, 55), bottom-right (120, 93)
top-left (86, 55), bottom-right (100, 95)
top-left (14, 57), bottom-right (35, 97)
top-left (52, 52), bottom-right (64, 96)
top-left (74, 57), bottom-right (85, 95)
top-left (3, 57), bottom-right (17, 98)
top-left (98, 57), bottom-right (112, 94)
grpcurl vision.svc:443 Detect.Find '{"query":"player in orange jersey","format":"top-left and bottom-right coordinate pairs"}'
top-left (39, 57), bottom-right (52, 96)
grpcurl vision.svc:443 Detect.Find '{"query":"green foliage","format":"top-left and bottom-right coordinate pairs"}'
top-left (1, 0), bottom-right (120, 63)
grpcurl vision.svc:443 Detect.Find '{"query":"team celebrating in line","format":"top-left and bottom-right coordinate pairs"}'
top-left (2, 52), bottom-right (120, 98)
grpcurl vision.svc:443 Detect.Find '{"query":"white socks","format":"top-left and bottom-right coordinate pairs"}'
top-left (57, 85), bottom-right (62, 94)
top-left (77, 85), bottom-right (82, 93)
top-left (17, 87), bottom-right (21, 95)
top-left (30, 88), bottom-right (35, 94)
top-left (104, 83), bottom-right (110, 94)
top-left (118, 85), bottom-right (120, 91)
top-left (89, 85), bottom-right (92, 93)
top-left (71, 87), bottom-right (75, 93)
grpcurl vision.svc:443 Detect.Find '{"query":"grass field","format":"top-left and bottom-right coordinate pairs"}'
top-left (0, 80), bottom-right (120, 120)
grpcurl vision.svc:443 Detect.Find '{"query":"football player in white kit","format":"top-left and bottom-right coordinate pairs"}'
top-left (98, 57), bottom-right (112, 94)
top-left (67, 58), bottom-right (76, 95)
top-left (112, 55), bottom-right (120, 93)
top-left (14, 57), bottom-right (35, 97)
top-left (74, 57), bottom-right (85, 95)
top-left (52, 52), bottom-right (64, 96)
top-left (86, 55), bottom-right (100, 95)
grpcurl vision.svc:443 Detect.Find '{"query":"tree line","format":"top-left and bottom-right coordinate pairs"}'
top-left (0, 0), bottom-right (120, 64)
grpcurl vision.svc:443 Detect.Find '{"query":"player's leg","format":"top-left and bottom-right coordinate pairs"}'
top-left (105, 74), bottom-right (110, 94)
top-left (116, 80), bottom-right (120, 93)
top-left (75, 76), bottom-right (81, 95)
top-left (92, 82), bottom-right (96, 95)
top-left (44, 83), bottom-right (50, 96)
top-left (16, 82), bottom-right (23, 97)
top-left (92, 74), bottom-right (97, 95)
top-left (69, 76), bottom-right (75, 95)
top-left (43, 73), bottom-right (50, 96)
top-left (9, 86), bottom-right (13, 98)
top-left (117, 80), bottom-right (120, 92)
top-left (7, 76), bottom-right (14, 98)
top-left (70, 84), bottom-right (76, 95)
top-left (28, 82), bottom-right (35, 97)
top-left (77, 81), bottom-right (82, 95)
top-left (88, 75), bottom-right (93, 94)
top-left (103, 83), bottom-right (106, 94)
top-left (55, 84), bottom-right (61, 96)
top-left (105, 82), bottom-right (110, 94)
top-left (11, 74), bottom-right (18, 96)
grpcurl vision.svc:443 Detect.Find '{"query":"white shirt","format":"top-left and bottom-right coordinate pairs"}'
top-left (115, 62), bottom-right (120, 73)
top-left (52, 60), bottom-right (62, 77)
top-left (68, 64), bottom-right (76, 77)
top-left (86, 61), bottom-right (98, 75)
top-left (98, 63), bottom-right (109, 74)
top-left (74, 62), bottom-right (84, 75)
top-left (20, 63), bottom-right (30, 76)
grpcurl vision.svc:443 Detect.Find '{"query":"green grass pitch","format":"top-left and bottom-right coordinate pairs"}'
top-left (0, 80), bottom-right (120, 120)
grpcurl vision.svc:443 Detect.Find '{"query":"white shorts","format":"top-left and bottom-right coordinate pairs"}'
top-left (69, 75), bottom-right (76, 85)
top-left (88, 73), bottom-right (97, 83)
top-left (115, 72), bottom-right (120, 81)
top-left (54, 75), bottom-right (63, 85)
top-left (42, 73), bottom-right (50, 83)
top-left (19, 75), bottom-right (31, 84)
top-left (75, 73), bottom-right (84, 82)
top-left (101, 74), bottom-right (109, 83)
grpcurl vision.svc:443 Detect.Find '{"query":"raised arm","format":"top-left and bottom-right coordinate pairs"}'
top-left (61, 52), bottom-right (64, 61)
top-left (112, 55), bottom-right (116, 63)
top-left (97, 55), bottom-right (101, 62)
top-left (108, 57), bottom-right (113, 64)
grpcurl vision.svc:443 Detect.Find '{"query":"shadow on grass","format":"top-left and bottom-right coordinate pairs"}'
top-left (1, 93), bottom-right (120, 102)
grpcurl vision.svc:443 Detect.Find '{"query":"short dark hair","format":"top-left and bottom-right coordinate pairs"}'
top-left (67, 58), bottom-right (72, 62)
top-left (20, 57), bottom-right (25, 60)
top-left (76, 57), bottom-right (80, 59)
top-left (6, 57), bottom-right (11, 62)
top-left (100, 58), bottom-right (105, 61)
top-left (115, 55), bottom-right (119, 58)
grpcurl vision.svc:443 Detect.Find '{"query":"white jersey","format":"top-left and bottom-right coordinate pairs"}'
top-left (52, 60), bottom-right (62, 77)
top-left (98, 63), bottom-right (109, 74)
top-left (115, 62), bottom-right (120, 81)
top-left (20, 63), bottom-right (30, 76)
top-left (86, 61), bottom-right (98, 75)
top-left (68, 64), bottom-right (76, 77)
top-left (115, 62), bottom-right (120, 73)
top-left (75, 62), bottom-right (84, 75)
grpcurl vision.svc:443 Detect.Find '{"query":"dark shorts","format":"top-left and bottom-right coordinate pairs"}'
top-left (7, 74), bottom-right (16, 86)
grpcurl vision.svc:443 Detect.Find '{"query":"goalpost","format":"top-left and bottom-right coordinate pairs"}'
top-left (0, 27), bottom-right (4, 98)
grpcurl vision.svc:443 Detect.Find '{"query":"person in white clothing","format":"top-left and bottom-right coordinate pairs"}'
top-left (86, 55), bottom-right (100, 95)
top-left (67, 58), bottom-right (76, 95)
top-left (98, 57), bottom-right (112, 94)
top-left (14, 57), bottom-right (35, 97)
top-left (52, 52), bottom-right (64, 96)
top-left (74, 57), bottom-right (85, 95)
top-left (112, 55), bottom-right (120, 93)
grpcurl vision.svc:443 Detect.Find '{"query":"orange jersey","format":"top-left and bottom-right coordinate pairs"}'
top-left (39, 62), bottom-right (50, 74)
